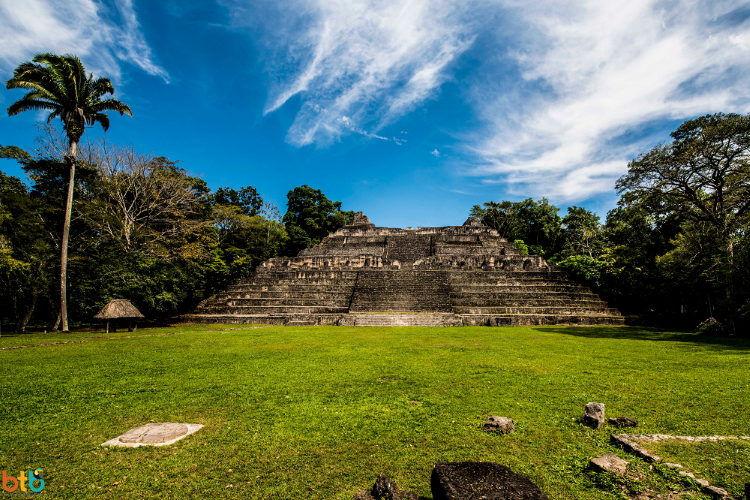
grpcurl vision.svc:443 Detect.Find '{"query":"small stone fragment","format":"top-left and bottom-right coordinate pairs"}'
top-left (608, 417), bottom-right (638, 427)
top-left (703, 485), bottom-right (730, 499)
top-left (352, 492), bottom-right (375, 500)
top-left (582, 402), bottom-right (605, 429)
top-left (431, 462), bottom-right (549, 500)
top-left (483, 416), bottom-right (515, 434)
top-left (589, 454), bottom-right (628, 475)
top-left (353, 475), bottom-right (417, 500)
top-left (663, 463), bottom-right (683, 468)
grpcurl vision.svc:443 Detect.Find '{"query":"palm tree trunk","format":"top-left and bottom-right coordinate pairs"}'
top-left (60, 141), bottom-right (78, 332)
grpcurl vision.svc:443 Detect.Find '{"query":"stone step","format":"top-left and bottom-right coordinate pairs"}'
top-left (203, 305), bottom-right (350, 314)
top-left (453, 306), bottom-right (621, 315)
top-left (229, 280), bottom-right (357, 288)
top-left (450, 298), bottom-right (608, 307)
top-left (341, 313), bottom-right (462, 327)
top-left (351, 304), bottom-right (454, 313)
top-left (450, 288), bottom-right (599, 300)
top-left (451, 284), bottom-right (589, 291)
top-left (450, 291), bottom-right (600, 300)
top-left (227, 284), bottom-right (357, 293)
top-left (223, 298), bottom-right (352, 307)
top-left (459, 314), bottom-right (626, 326)
top-left (178, 313), bottom-right (343, 326)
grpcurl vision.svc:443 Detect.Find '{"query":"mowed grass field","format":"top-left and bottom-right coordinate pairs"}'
top-left (1, 325), bottom-right (749, 499)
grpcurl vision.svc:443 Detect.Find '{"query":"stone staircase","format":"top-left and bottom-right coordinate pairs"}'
top-left (349, 271), bottom-right (452, 312)
top-left (448, 271), bottom-right (623, 326)
top-left (181, 214), bottom-right (624, 327)
top-left (185, 270), bottom-right (357, 325)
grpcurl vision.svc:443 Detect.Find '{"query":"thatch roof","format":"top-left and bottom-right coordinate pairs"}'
top-left (94, 299), bottom-right (145, 320)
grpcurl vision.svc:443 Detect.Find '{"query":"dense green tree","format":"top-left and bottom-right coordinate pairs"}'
top-left (559, 206), bottom-right (604, 259)
top-left (617, 113), bottom-right (750, 325)
top-left (0, 170), bottom-right (57, 331)
top-left (282, 185), bottom-right (354, 256)
top-left (212, 186), bottom-right (263, 217)
top-left (470, 198), bottom-right (562, 256)
top-left (6, 53), bottom-right (132, 331)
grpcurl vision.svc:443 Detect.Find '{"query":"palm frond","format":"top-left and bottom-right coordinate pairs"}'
top-left (90, 98), bottom-right (133, 116)
top-left (46, 108), bottom-right (62, 123)
top-left (30, 54), bottom-right (70, 99)
top-left (90, 113), bottom-right (110, 132)
top-left (7, 97), bottom-right (59, 116)
top-left (89, 77), bottom-right (115, 99)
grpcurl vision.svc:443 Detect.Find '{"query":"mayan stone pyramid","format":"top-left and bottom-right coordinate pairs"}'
top-left (183, 213), bottom-right (623, 327)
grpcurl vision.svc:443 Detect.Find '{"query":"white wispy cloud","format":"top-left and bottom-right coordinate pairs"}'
top-left (467, 0), bottom-right (750, 200)
top-left (257, 0), bottom-right (477, 146)
top-left (0, 0), bottom-right (168, 83)
top-left (431, 149), bottom-right (440, 157)
top-left (249, 0), bottom-right (750, 203)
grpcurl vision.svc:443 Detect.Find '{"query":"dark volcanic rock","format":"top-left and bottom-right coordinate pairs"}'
top-left (483, 416), bottom-right (515, 434)
top-left (352, 475), bottom-right (417, 500)
top-left (430, 462), bottom-right (549, 500)
top-left (582, 402), bottom-right (605, 429)
top-left (608, 417), bottom-right (638, 427)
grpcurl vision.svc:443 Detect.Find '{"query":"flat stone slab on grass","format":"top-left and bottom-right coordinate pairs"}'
top-left (431, 462), bottom-right (549, 500)
top-left (589, 453), bottom-right (628, 475)
top-left (101, 422), bottom-right (204, 447)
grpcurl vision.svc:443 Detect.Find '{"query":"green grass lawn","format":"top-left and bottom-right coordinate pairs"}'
top-left (1, 325), bottom-right (748, 499)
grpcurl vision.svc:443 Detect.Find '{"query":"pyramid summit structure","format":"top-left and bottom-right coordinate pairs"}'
top-left (183, 213), bottom-right (623, 327)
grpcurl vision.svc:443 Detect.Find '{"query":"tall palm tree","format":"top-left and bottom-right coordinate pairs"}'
top-left (6, 53), bottom-right (132, 331)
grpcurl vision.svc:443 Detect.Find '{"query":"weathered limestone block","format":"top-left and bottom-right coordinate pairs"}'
top-left (589, 454), bottom-right (628, 475)
top-left (431, 462), bottom-right (549, 500)
top-left (483, 416), bottom-right (515, 434)
top-left (582, 402), bottom-right (605, 429)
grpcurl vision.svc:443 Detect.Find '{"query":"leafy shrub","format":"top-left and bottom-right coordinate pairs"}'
top-left (696, 317), bottom-right (727, 336)
top-left (513, 239), bottom-right (529, 255)
top-left (557, 255), bottom-right (605, 287)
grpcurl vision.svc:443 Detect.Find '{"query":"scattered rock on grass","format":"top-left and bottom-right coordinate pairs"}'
top-left (582, 402), bottom-right (606, 429)
top-left (101, 422), bottom-right (204, 447)
top-left (431, 462), bottom-right (549, 500)
top-left (483, 416), bottom-right (515, 434)
top-left (608, 417), bottom-right (638, 427)
top-left (589, 454), bottom-right (628, 475)
top-left (702, 484), bottom-right (731, 499)
top-left (352, 475), bottom-right (417, 500)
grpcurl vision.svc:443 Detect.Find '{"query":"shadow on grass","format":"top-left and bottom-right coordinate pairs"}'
top-left (532, 326), bottom-right (750, 352)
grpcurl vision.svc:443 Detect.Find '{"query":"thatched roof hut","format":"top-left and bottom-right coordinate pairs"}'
top-left (94, 299), bottom-right (144, 320)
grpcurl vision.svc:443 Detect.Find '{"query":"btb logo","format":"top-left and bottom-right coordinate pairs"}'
top-left (2, 469), bottom-right (45, 493)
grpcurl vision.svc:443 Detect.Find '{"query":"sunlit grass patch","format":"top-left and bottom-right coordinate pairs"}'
top-left (0, 325), bottom-right (748, 499)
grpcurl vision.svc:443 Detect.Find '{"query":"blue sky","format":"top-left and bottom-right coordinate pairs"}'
top-left (2, 0), bottom-right (750, 228)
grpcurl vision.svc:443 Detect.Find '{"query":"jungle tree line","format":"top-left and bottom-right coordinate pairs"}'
top-left (0, 129), bottom-right (353, 331)
top-left (472, 113), bottom-right (750, 334)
